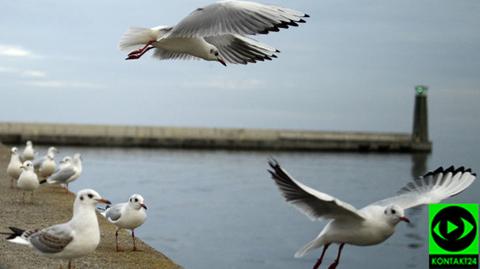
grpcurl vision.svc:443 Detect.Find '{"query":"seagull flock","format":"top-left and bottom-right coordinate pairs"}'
top-left (2, 1), bottom-right (478, 269)
top-left (3, 141), bottom-right (147, 269)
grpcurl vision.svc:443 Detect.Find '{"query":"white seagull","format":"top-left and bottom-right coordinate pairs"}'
top-left (58, 156), bottom-right (72, 170)
top-left (42, 153), bottom-right (82, 191)
top-left (1, 189), bottom-right (111, 269)
top-left (17, 161), bottom-right (39, 203)
top-left (119, 0), bottom-right (309, 65)
top-left (33, 147), bottom-right (59, 179)
top-left (267, 160), bottom-right (476, 269)
top-left (100, 194), bottom-right (147, 251)
top-left (21, 140), bottom-right (35, 162)
top-left (7, 147), bottom-right (22, 188)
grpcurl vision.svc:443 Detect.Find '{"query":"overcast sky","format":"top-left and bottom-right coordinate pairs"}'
top-left (1, 0), bottom-right (479, 132)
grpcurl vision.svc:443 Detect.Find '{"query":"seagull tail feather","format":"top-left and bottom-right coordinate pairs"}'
top-left (294, 237), bottom-right (325, 258)
top-left (118, 26), bottom-right (171, 51)
top-left (2, 227), bottom-right (30, 245)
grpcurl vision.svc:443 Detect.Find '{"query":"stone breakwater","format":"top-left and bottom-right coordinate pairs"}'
top-left (0, 144), bottom-right (181, 269)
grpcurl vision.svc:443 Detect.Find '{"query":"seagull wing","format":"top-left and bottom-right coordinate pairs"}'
top-left (29, 224), bottom-right (73, 254)
top-left (204, 34), bottom-right (278, 64)
top-left (152, 48), bottom-right (200, 61)
top-left (47, 166), bottom-right (75, 184)
top-left (166, 0), bottom-right (308, 38)
top-left (268, 160), bottom-right (365, 221)
top-left (105, 203), bottom-right (125, 223)
top-left (370, 166), bottom-right (476, 210)
top-left (33, 156), bottom-right (46, 169)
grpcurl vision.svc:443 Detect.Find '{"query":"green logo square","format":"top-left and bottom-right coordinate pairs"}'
top-left (429, 204), bottom-right (479, 255)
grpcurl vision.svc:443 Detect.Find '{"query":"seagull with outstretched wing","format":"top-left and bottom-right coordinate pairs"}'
top-left (267, 160), bottom-right (476, 269)
top-left (119, 0), bottom-right (309, 65)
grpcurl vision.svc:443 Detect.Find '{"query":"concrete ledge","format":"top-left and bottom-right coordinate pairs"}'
top-left (0, 122), bottom-right (432, 152)
top-left (0, 144), bottom-right (181, 269)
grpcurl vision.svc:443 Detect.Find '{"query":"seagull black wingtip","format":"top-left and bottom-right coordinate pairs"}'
top-left (444, 165), bottom-right (455, 174)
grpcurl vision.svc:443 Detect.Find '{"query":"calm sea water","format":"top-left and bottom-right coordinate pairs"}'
top-left (35, 120), bottom-right (479, 269)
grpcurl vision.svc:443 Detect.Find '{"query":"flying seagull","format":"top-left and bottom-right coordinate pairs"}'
top-left (267, 160), bottom-right (476, 269)
top-left (1, 189), bottom-right (111, 269)
top-left (119, 0), bottom-right (309, 66)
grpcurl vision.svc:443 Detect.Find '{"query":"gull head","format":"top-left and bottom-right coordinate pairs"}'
top-left (208, 47), bottom-right (226, 66)
top-left (61, 156), bottom-right (72, 164)
top-left (26, 140), bottom-right (33, 147)
top-left (10, 147), bottom-right (18, 154)
top-left (73, 153), bottom-right (82, 162)
top-left (47, 147), bottom-right (58, 156)
top-left (20, 160), bottom-right (34, 171)
top-left (129, 194), bottom-right (147, 210)
top-left (383, 205), bottom-right (410, 225)
top-left (76, 189), bottom-right (111, 207)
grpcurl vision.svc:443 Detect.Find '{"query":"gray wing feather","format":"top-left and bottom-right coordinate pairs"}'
top-left (268, 160), bottom-right (365, 221)
top-left (29, 224), bottom-right (73, 254)
top-left (33, 157), bottom-right (45, 169)
top-left (47, 167), bottom-right (75, 183)
top-left (167, 1), bottom-right (308, 38)
top-left (205, 34), bottom-right (278, 64)
top-left (105, 204), bottom-right (124, 222)
top-left (152, 49), bottom-right (200, 61)
top-left (370, 166), bottom-right (476, 209)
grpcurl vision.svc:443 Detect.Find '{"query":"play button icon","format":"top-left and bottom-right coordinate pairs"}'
top-left (447, 221), bottom-right (458, 234)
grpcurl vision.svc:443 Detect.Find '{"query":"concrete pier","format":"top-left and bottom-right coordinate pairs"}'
top-left (0, 88), bottom-right (432, 152)
top-left (0, 122), bottom-right (430, 152)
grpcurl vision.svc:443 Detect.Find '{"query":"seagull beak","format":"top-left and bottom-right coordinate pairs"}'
top-left (218, 57), bottom-right (227, 67)
top-left (400, 216), bottom-right (411, 223)
top-left (141, 203), bottom-right (148, 210)
top-left (96, 198), bottom-right (111, 205)
top-left (20, 165), bottom-right (25, 169)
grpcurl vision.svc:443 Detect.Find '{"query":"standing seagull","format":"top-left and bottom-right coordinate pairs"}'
top-left (1, 189), bottom-right (111, 269)
top-left (33, 147), bottom-right (59, 179)
top-left (7, 147), bottom-right (22, 188)
top-left (58, 156), bottom-right (72, 170)
top-left (21, 140), bottom-right (35, 162)
top-left (267, 160), bottom-right (476, 269)
top-left (42, 153), bottom-right (82, 191)
top-left (100, 194), bottom-right (147, 251)
top-left (17, 161), bottom-right (39, 203)
top-left (119, 0), bottom-right (309, 65)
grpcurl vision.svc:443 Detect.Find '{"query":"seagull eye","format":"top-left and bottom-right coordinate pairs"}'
top-left (134, 198), bottom-right (138, 202)
top-left (391, 209), bottom-right (396, 214)
top-left (87, 194), bottom-right (94, 199)
top-left (210, 49), bottom-right (213, 53)
top-left (214, 52), bottom-right (219, 56)
top-left (80, 196), bottom-right (84, 201)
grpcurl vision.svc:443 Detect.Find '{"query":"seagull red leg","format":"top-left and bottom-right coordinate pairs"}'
top-left (115, 228), bottom-right (121, 252)
top-left (327, 243), bottom-right (345, 269)
top-left (127, 40), bottom-right (155, 57)
top-left (126, 46), bottom-right (155, 60)
top-left (132, 229), bottom-right (137, 251)
top-left (312, 243), bottom-right (330, 269)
